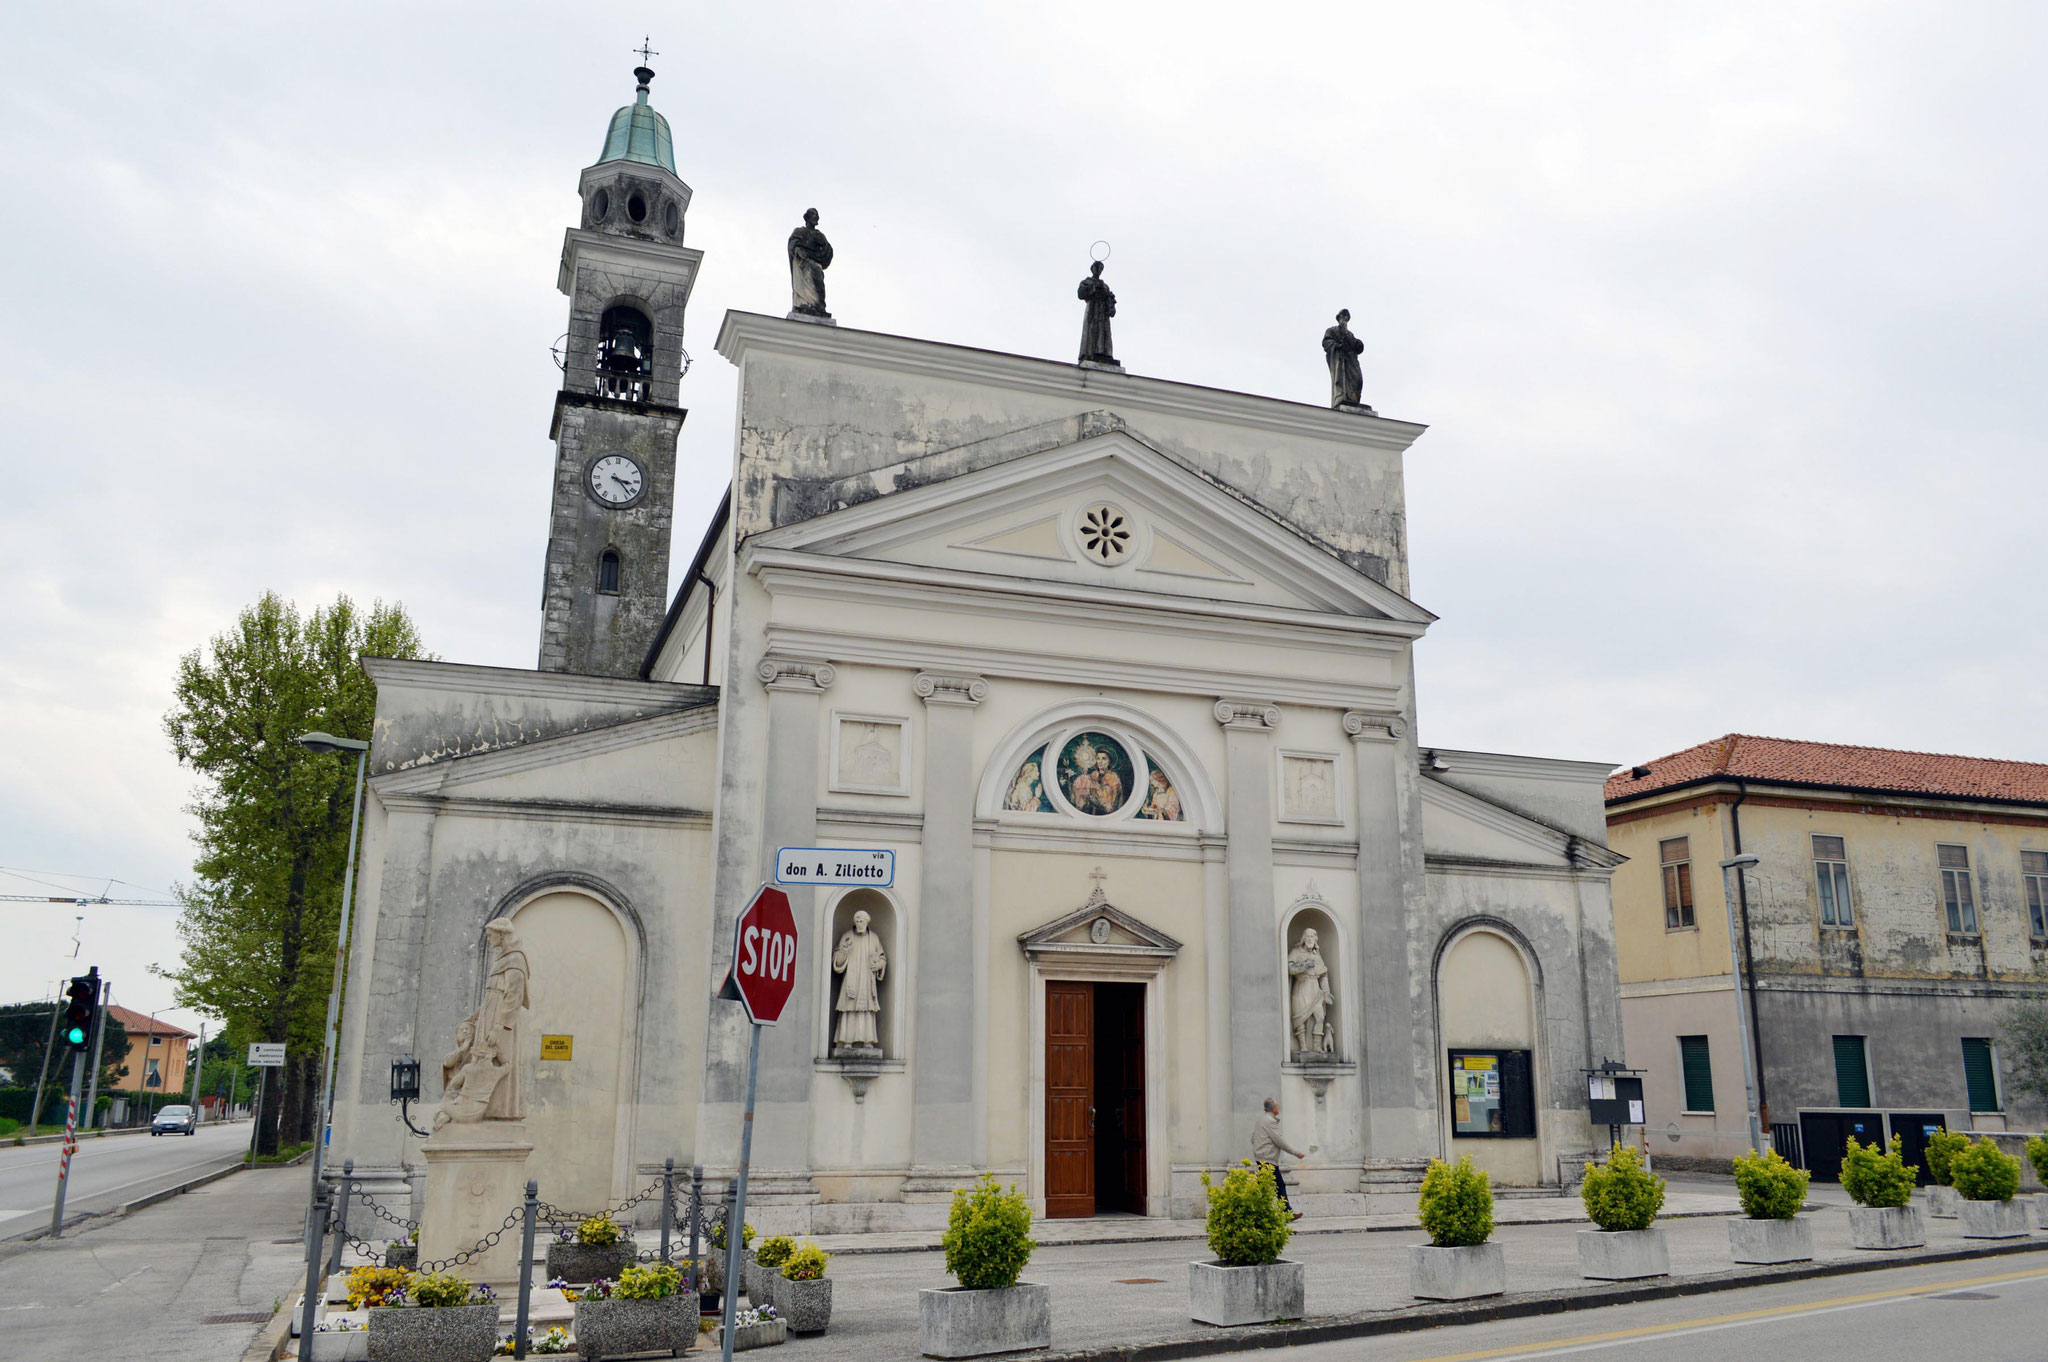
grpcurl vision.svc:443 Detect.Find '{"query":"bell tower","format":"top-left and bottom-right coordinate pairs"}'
top-left (539, 61), bottom-right (702, 677)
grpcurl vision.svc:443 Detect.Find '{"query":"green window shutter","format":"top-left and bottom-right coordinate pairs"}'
top-left (1833, 1035), bottom-right (1870, 1108)
top-left (1679, 1036), bottom-right (1715, 1111)
top-left (1962, 1038), bottom-right (1999, 1112)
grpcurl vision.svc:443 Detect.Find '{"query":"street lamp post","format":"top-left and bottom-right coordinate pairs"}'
top-left (296, 730), bottom-right (370, 1346)
top-left (1718, 854), bottom-right (1767, 1156)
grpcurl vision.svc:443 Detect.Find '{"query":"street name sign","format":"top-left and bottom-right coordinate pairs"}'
top-left (773, 847), bottom-right (894, 887)
top-left (722, 883), bottom-right (799, 1026)
top-left (248, 1043), bottom-right (286, 1067)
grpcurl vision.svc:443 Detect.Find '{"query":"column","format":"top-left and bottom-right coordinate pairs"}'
top-left (1346, 708), bottom-right (1430, 1171)
top-left (751, 655), bottom-right (835, 1179)
top-left (1215, 699), bottom-right (1284, 1134)
top-left (908, 671), bottom-right (987, 1189)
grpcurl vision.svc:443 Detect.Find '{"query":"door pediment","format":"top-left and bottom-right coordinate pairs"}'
top-left (1019, 886), bottom-right (1183, 961)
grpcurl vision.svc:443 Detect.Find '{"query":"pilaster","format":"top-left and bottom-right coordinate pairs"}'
top-left (1346, 708), bottom-right (1429, 1159)
top-left (907, 671), bottom-right (988, 1191)
top-left (1216, 699), bottom-right (1283, 1139)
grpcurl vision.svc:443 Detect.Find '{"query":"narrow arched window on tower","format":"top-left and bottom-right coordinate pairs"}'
top-left (597, 305), bottom-right (654, 403)
top-left (597, 549), bottom-right (623, 595)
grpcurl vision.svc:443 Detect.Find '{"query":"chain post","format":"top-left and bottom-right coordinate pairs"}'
top-left (688, 1164), bottom-right (703, 1279)
top-left (660, 1158), bottom-right (675, 1262)
top-left (514, 1179), bottom-right (539, 1359)
top-left (327, 1158), bottom-right (355, 1275)
top-left (299, 1180), bottom-right (329, 1348)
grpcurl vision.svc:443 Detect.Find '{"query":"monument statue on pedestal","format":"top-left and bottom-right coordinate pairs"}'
top-left (788, 208), bottom-right (834, 321)
top-left (1077, 260), bottom-right (1118, 368)
top-left (433, 918), bottom-right (531, 1130)
top-left (1322, 309), bottom-right (1374, 413)
top-left (830, 910), bottom-right (886, 1056)
top-left (1288, 927), bottom-right (1335, 1058)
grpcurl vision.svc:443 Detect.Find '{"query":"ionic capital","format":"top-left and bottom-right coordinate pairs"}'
top-left (1213, 699), bottom-right (1280, 731)
top-left (912, 671), bottom-right (988, 707)
top-left (1342, 710), bottom-right (1406, 742)
top-left (756, 656), bottom-right (837, 693)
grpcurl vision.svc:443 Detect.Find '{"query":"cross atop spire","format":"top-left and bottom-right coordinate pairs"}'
top-left (631, 36), bottom-right (658, 96)
top-left (633, 36), bottom-right (659, 67)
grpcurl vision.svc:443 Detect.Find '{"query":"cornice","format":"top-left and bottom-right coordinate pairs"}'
top-left (714, 310), bottom-right (1429, 452)
top-left (557, 228), bottom-right (704, 295)
top-left (1606, 778), bottom-right (2048, 822)
top-left (371, 705), bottom-right (720, 795)
top-left (363, 656), bottom-right (713, 708)
top-left (1430, 747), bottom-right (1617, 784)
top-left (1424, 856), bottom-right (1615, 883)
top-left (913, 671), bottom-right (988, 707)
top-left (757, 656), bottom-right (837, 693)
top-left (372, 793), bottom-right (711, 828)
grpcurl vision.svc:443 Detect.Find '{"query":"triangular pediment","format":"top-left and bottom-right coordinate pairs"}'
top-left (1018, 887), bottom-right (1184, 959)
top-left (1420, 776), bottom-right (1624, 870)
top-left (372, 705), bottom-right (720, 810)
top-left (749, 428), bottom-right (1432, 623)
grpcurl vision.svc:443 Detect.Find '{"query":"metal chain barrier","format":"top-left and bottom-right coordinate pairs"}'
top-left (416, 1204), bottom-right (523, 1274)
top-left (349, 1184), bottom-right (420, 1234)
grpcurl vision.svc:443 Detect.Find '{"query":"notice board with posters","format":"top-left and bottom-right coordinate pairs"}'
top-left (1448, 1049), bottom-right (1535, 1138)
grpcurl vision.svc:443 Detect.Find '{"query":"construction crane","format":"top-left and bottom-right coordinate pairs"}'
top-left (0, 892), bottom-right (178, 905)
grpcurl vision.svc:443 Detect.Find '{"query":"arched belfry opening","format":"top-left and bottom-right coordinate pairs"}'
top-left (597, 305), bottom-right (653, 403)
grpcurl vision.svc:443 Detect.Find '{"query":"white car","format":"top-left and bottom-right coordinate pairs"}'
top-left (151, 1104), bottom-right (197, 1135)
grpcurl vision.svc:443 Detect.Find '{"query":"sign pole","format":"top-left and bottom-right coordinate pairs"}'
top-left (48, 1050), bottom-right (86, 1237)
top-left (720, 1021), bottom-right (763, 1362)
top-left (248, 1067), bottom-right (267, 1162)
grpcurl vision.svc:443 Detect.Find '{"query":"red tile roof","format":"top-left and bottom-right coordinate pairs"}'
top-left (1605, 734), bottom-right (2048, 808)
top-left (104, 1004), bottom-right (196, 1038)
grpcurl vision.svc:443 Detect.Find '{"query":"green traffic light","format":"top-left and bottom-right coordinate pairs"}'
top-left (65, 1026), bottom-right (87, 1045)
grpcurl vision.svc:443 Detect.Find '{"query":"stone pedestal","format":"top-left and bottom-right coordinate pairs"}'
top-left (418, 1121), bottom-right (534, 1285)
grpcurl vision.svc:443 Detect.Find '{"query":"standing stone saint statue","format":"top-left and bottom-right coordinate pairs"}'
top-left (830, 909), bottom-right (887, 1055)
top-left (433, 917), bottom-right (532, 1131)
top-left (1288, 927), bottom-right (1336, 1058)
top-left (1322, 308), bottom-right (1373, 413)
top-left (788, 208), bottom-right (834, 320)
top-left (1077, 260), bottom-right (1118, 367)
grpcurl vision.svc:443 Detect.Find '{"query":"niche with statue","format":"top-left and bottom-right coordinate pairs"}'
top-left (1282, 898), bottom-right (1346, 1069)
top-left (824, 889), bottom-right (898, 1101)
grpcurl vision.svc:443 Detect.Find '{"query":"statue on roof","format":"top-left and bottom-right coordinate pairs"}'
top-left (1077, 260), bottom-right (1118, 368)
top-left (788, 208), bottom-right (834, 321)
top-left (1323, 309), bottom-right (1373, 413)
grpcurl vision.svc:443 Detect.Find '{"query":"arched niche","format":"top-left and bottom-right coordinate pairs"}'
top-left (821, 887), bottom-right (900, 1060)
top-left (1280, 898), bottom-right (1344, 1065)
top-left (1434, 921), bottom-right (1545, 1185)
top-left (977, 699), bottom-right (1219, 833)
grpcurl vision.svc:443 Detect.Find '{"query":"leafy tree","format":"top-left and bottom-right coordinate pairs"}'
top-left (162, 592), bottom-right (427, 1153)
top-left (0, 1001), bottom-right (129, 1124)
top-left (2002, 1001), bottom-right (2048, 1115)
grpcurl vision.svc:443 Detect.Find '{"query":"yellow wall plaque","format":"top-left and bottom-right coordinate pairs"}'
top-left (540, 1034), bottom-right (573, 1060)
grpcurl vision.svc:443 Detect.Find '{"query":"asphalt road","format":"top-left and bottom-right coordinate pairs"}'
top-left (1282, 1251), bottom-right (2048, 1362)
top-left (0, 1120), bottom-right (250, 1239)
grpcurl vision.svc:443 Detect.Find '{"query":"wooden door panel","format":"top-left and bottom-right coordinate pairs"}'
top-left (1045, 982), bottom-right (1094, 1218)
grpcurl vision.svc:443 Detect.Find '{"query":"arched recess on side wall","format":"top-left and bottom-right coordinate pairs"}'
top-left (486, 875), bottom-right (646, 1211)
top-left (1432, 919), bottom-right (1546, 1187)
top-left (1279, 894), bottom-right (1346, 1064)
top-left (814, 886), bottom-right (904, 1060)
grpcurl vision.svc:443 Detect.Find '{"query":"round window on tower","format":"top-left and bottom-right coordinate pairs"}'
top-left (663, 201), bottom-right (680, 237)
top-left (627, 192), bottom-right (648, 223)
top-left (591, 188), bottom-right (610, 223)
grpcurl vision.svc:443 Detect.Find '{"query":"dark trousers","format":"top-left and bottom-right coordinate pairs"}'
top-left (1263, 1161), bottom-right (1292, 1209)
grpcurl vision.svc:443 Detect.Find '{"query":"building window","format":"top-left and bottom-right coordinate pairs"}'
top-left (596, 548), bottom-right (622, 595)
top-left (143, 1056), bottom-right (161, 1088)
top-left (1937, 844), bottom-right (1978, 934)
top-left (1660, 837), bottom-right (1695, 930)
top-left (1448, 1050), bottom-right (1536, 1138)
top-left (149, 1035), bottom-right (162, 1047)
top-left (1678, 1035), bottom-right (1715, 1112)
top-left (1962, 1038), bottom-right (2000, 1112)
top-left (2022, 851), bottom-right (2048, 940)
top-left (1833, 1034), bottom-right (1871, 1108)
top-left (1812, 834), bottom-right (1854, 927)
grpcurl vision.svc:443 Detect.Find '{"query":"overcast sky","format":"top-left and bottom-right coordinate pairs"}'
top-left (4, 3), bottom-right (2045, 1030)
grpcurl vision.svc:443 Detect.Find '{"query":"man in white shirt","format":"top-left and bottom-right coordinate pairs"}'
top-left (1250, 1096), bottom-right (1314, 1220)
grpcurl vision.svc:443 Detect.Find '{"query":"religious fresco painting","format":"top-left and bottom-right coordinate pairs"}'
top-left (1004, 746), bottom-right (1056, 813)
top-left (1135, 762), bottom-right (1183, 821)
top-left (1057, 732), bottom-right (1136, 816)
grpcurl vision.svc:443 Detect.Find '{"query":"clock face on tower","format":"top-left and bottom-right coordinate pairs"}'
top-left (586, 454), bottom-right (645, 507)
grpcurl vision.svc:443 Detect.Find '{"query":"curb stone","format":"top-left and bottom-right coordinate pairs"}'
top-left (1031, 1238), bottom-right (2048, 1362)
top-left (241, 1296), bottom-right (297, 1362)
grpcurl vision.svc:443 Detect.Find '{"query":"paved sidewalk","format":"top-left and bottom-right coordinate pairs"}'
top-left (0, 1165), bottom-right (308, 1362)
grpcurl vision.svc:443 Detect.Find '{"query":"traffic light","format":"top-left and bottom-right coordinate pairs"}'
top-left (62, 969), bottom-right (100, 1050)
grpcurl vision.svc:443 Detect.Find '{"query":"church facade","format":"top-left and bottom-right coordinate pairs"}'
top-left (331, 69), bottom-right (1627, 1226)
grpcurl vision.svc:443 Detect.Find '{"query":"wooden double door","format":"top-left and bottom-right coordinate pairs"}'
top-left (1045, 981), bottom-right (1146, 1218)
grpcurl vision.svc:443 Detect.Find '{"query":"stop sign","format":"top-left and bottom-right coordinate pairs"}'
top-left (725, 884), bottom-right (799, 1025)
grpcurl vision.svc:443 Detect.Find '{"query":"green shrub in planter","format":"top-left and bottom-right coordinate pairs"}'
top-left (1924, 1129), bottom-right (1969, 1187)
top-left (406, 1271), bottom-right (489, 1308)
top-left (709, 1218), bottom-right (755, 1252)
top-left (780, 1242), bottom-right (829, 1281)
top-left (755, 1234), bottom-right (796, 1272)
top-left (576, 1212), bottom-right (624, 1246)
top-left (614, 1262), bottom-right (685, 1300)
top-left (1950, 1136), bottom-right (2020, 1201)
top-left (2027, 1136), bottom-right (2048, 1186)
top-left (1199, 1161), bottom-right (1292, 1266)
top-left (942, 1175), bottom-right (1035, 1289)
top-left (1580, 1145), bottom-right (1664, 1231)
top-left (1841, 1135), bottom-right (1916, 1208)
top-left (1732, 1148), bottom-right (1808, 1219)
top-left (1418, 1156), bottom-right (1494, 1247)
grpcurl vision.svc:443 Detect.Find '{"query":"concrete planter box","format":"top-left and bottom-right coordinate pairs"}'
top-left (918, 1283), bottom-right (1052, 1358)
top-left (1576, 1228), bottom-right (1669, 1281)
top-left (1408, 1243), bottom-right (1505, 1300)
top-left (573, 1295), bottom-right (697, 1360)
top-left (1925, 1185), bottom-right (1960, 1218)
top-left (2036, 1192), bottom-right (2048, 1226)
top-left (712, 1318), bottom-right (788, 1351)
top-left (366, 1303), bottom-right (498, 1362)
top-left (544, 1237), bottom-right (636, 1283)
top-left (1957, 1198), bottom-right (2030, 1239)
top-left (1726, 1216), bottom-right (1814, 1264)
top-left (1188, 1260), bottom-right (1305, 1326)
top-left (1848, 1205), bottom-right (1925, 1249)
top-left (775, 1276), bottom-right (832, 1334)
top-left (308, 1326), bottom-right (369, 1362)
top-left (382, 1243), bottom-right (417, 1272)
